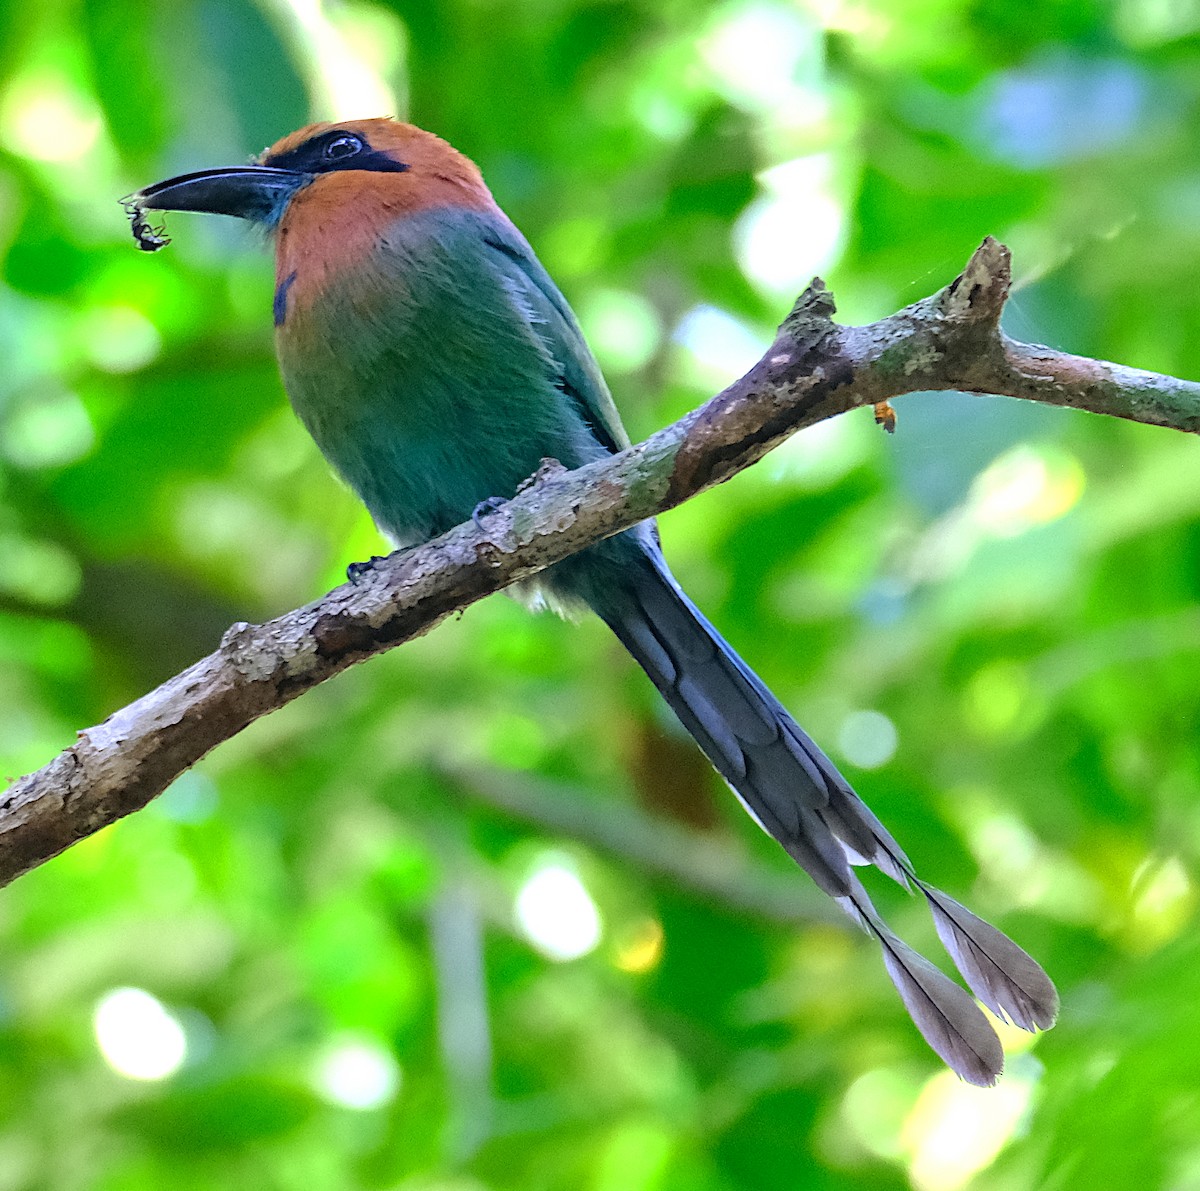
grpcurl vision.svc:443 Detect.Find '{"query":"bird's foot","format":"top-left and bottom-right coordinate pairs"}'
top-left (346, 555), bottom-right (387, 585)
top-left (471, 496), bottom-right (508, 531)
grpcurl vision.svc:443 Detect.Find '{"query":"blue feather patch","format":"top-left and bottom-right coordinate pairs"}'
top-left (274, 270), bottom-right (298, 327)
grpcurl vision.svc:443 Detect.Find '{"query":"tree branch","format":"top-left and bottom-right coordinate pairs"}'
top-left (3, 237), bottom-right (1197, 887)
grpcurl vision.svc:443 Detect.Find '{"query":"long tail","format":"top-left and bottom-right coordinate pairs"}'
top-left (573, 540), bottom-right (1057, 1085)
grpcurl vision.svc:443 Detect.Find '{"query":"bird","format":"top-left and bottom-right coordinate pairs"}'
top-left (127, 118), bottom-right (1057, 1084)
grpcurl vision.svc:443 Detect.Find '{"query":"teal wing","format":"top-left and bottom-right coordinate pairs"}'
top-left (479, 216), bottom-right (631, 456)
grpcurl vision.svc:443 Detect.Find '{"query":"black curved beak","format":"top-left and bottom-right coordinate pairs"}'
top-left (125, 166), bottom-right (310, 223)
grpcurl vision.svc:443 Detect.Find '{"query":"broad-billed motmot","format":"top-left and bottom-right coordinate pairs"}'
top-left (129, 119), bottom-right (1057, 1084)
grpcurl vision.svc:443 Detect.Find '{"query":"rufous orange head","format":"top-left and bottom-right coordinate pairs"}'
top-left (128, 118), bottom-right (503, 324)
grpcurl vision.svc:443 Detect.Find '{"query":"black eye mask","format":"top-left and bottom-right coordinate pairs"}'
top-left (261, 130), bottom-right (410, 176)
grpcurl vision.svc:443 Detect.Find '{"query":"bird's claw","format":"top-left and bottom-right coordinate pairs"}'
top-left (346, 555), bottom-right (387, 585)
top-left (472, 496), bottom-right (508, 531)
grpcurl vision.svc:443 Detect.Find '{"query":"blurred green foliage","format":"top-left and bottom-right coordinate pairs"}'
top-left (1, 0), bottom-right (1199, 1188)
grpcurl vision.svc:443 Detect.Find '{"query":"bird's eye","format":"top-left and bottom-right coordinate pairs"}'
top-left (324, 134), bottom-right (363, 161)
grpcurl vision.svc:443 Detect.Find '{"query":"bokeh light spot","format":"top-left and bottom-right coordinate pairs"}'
top-left (313, 1033), bottom-right (401, 1110)
top-left (612, 917), bottom-right (664, 974)
top-left (735, 155), bottom-right (845, 297)
top-left (277, 0), bottom-right (403, 119)
top-left (902, 1067), bottom-right (1035, 1191)
top-left (767, 413), bottom-right (870, 488)
top-left (0, 533), bottom-right (82, 606)
top-left (93, 988), bottom-right (187, 1081)
top-left (1, 70), bottom-right (102, 162)
top-left (515, 856), bottom-right (602, 962)
top-left (674, 305), bottom-right (768, 384)
top-left (838, 709), bottom-right (899, 769)
top-left (978, 55), bottom-right (1146, 169)
top-left (80, 305), bottom-right (162, 374)
top-left (969, 445), bottom-right (1085, 537)
top-left (578, 288), bottom-right (662, 374)
top-left (2, 391), bottom-right (94, 470)
top-left (964, 661), bottom-right (1030, 738)
top-left (841, 1065), bottom-right (923, 1161)
top-left (1130, 854), bottom-right (1196, 952)
top-left (701, 0), bottom-right (819, 114)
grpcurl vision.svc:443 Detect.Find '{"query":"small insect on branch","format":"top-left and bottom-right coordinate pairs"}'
top-left (121, 199), bottom-right (171, 253)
